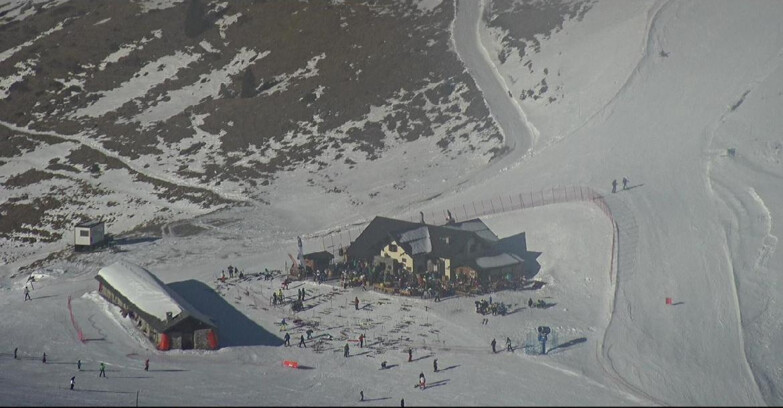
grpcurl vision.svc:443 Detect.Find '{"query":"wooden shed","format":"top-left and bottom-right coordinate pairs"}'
top-left (95, 260), bottom-right (218, 351)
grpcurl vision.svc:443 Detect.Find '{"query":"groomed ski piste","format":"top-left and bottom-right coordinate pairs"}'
top-left (2, 0), bottom-right (783, 405)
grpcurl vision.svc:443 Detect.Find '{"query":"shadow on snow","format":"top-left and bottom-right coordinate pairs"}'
top-left (168, 280), bottom-right (281, 347)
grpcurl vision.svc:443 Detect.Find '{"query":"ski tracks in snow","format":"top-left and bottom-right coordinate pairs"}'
top-left (550, 0), bottom-right (673, 150)
top-left (701, 45), bottom-right (783, 403)
top-left (590, 194), bottom-right (667, 406)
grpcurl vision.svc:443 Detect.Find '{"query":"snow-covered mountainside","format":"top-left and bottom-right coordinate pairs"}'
top-left (0, 0), bottom-right (504, 262)
top-left (3, 0), bottom-right (783, 406)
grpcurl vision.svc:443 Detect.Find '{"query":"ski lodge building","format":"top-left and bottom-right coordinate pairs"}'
top-left (347, 216), bottom-right (525, 287)
top-left (95, 260), bottom-right (218, 351)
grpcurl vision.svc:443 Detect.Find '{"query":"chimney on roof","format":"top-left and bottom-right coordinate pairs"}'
top-left (420, 211), bottom-right (425, 224)
top-left (446, 210), bottom-right (455, 224)
top-left (166, 311), bottom-right (173, 321)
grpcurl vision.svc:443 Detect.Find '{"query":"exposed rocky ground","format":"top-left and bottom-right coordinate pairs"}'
top-left (0, 0), bottom-right (504, 256)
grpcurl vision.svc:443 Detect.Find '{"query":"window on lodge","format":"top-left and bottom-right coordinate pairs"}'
top-left (80, 230), bottom-right (90, 237)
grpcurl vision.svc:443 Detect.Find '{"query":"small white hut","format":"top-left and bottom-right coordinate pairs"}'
top-left (74, 220), bottom-right (105, 250)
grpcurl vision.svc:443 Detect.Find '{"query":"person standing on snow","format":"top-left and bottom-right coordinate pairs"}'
top-left (99, 362), bottom-right (106, 377)
top-left (418, 372), bottom-right (426, 390)
top-left (42, 352), bottom-right (46, 363)
top-left (528, 298), bottom-right (533, 308)
top-left (612, 179), bottom-right (618, 193)
top-left (144, 359), bottom-right (149, 371)
top-left (77, 360), bottom-right (81, 370)
top-left (360, 390), bottom-right (364, 401)
top-left (506, 337), bottom-right (513, 352)
top-left (70, 376), bottom-right (75, 390)
top-left (408, 348), bottom-right (413, 362)
top-left (433, 358), bottom-right (438, 372)
top-left (358, 334), bottom-right (365, 348)
top-left (491, 338), bottom-right (497, 353)
top-left (14, 348), bottom-right (17, 359)
top-left (344, 343), bottom-right (350, 358)
top-left (284, 332), bottom-right (291, 347)
top-left (299, 335), bottom-right (307, 348)
top-left (24, 286), bottom-right (31, 301)
top-left (354, 296), bottom-right (360, 310)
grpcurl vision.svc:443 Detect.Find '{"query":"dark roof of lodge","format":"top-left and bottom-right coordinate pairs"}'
top-left (393, 224), bottom-right (489, 259)
top-left (346, 216), bottom-right (422, 260)
top-left (347, 216), bottom-right (500, 261)
top-left (442, 218), bottom-right (499, 242)
top-left (304, 251), bottom-right (334, 261)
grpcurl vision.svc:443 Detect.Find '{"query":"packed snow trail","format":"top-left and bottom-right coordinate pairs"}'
top-left (452, 0), bottom-right (537, 165)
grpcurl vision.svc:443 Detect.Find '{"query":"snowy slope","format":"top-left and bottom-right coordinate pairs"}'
top-left (2, 0), bottom-right (783, 406)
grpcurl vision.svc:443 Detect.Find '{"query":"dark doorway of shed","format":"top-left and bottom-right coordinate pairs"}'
top-left (168, 280), bottom-right (282, 347)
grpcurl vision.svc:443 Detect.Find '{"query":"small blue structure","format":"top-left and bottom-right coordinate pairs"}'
top-left (537, 326), bottom-right (550, 355)
top-left (524, 327), bottom-right (559, 355)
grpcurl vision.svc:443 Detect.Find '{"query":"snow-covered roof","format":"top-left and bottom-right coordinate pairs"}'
top-left (474, 252), bottom-right (523, 269)
top-left (96, 260), bottom-right (184, 321)
top-left (397, 225), bottom-right (432, 255)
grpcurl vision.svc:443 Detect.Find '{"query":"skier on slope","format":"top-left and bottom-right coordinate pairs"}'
top-left (419, 372), bottom-right (426, 390)
top-left (612, 179), bottom-right (618, 193)
top-left (70, 376), bottom-right (75, 390)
